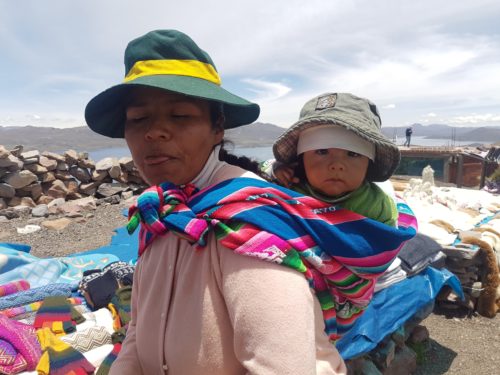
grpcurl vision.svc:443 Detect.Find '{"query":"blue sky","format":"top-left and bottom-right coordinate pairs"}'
top-left (1, 0), bottom-right (500, 129)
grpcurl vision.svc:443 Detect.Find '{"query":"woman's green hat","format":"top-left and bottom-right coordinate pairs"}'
top-left (85, 29), bottom-right (260, 138)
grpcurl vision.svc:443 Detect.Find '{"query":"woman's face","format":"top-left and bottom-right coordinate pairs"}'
top-left (302, 148), bottom-right (369, 197)
top-left (124, 87), bottom-right (224, 186)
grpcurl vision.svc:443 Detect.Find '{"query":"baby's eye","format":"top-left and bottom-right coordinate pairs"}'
top-left (315, 149), bottom-right (329, 155)
top-left (347, 151), bottom-right (362, 157)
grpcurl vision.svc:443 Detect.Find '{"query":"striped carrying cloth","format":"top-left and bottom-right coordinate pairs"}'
top-left (127, 178), bottom-right (417, 341)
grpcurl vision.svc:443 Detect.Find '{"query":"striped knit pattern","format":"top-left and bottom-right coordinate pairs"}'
top-left (0, 280), bottom-right (30, 297)
top-left (34, 296), bottom-right (75, 335)
top-left (36, 328), bottom-right (95, 375)
top-left (0, 283), bottom-right (72, 310)
top-left (96, 343), bottom-right (121, 375)
top-left (0, 297), bottom-right (83, 319)
top-left (128, 177), bottom-right (417, 341)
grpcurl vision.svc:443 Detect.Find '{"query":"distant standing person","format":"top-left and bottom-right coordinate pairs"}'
top-left (404, 126), bottom-right (413, 147)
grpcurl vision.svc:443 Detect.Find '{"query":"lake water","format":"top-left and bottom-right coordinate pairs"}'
top-left (88, 137), bottom-right (490, 162)
top-left (88, 146), bottom-right (274, 162)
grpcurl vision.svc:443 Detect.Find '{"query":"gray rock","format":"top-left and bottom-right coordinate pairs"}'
top-left (4, 170), bottom-right (37, 189)
top-left (96, 157), bottom-right (117, 171)
top-left (24, 163), bottom-right (48, 174)
top-left (0, 183), bottom-right (16, 198)
top-left (21, 150), bottom-right (40, 163)
top-left (32, 204), bottom-right (49, 217)
top-left (97, 182), bottom-right (128, 197)
top-left (69, 166), bottom-right (92, 183)
top-left (38, 156), bottom-right (58, 170)
top-left (0, 145), bottom-right (9, 159)
top-left (41, 151), bottom-right (65, 162)
top-left (0, 154), bottom-right (23, 170)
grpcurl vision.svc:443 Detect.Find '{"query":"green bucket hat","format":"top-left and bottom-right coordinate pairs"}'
top-left (85, 29), bottom-right (260, 138)
top-left (273, 93), bottom-right (400, 182)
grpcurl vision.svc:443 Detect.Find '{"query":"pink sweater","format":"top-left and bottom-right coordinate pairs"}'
top-left (110, 161), bottom-right (346, 375)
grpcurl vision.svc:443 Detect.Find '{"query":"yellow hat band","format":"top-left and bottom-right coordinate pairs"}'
top-left (124, 59), bottom-right (221, 85)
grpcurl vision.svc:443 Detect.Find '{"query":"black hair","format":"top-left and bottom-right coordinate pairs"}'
top-left (208, 101), bottom-right (268, 180)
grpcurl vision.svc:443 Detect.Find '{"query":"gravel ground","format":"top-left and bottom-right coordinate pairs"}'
top-left (1, 201), bottom-right (499, 374)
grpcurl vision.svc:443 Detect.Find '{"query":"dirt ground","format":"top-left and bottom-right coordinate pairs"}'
top-left (1, 201), bottom-right (499, 374)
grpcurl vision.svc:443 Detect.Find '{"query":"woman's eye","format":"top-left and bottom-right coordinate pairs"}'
top-left (172, 113), bottom-right (190, 118)
top-left (347, 151), bottom-right (361, 157)
top-left (315, 149), bottom-right (329, 155)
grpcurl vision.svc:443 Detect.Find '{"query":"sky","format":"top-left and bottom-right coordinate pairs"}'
top-left (1, 0), bottom-right (500, 130)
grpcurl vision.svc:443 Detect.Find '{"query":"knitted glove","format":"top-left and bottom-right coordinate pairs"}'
top-left (36, 328), bottom-right (95, 375)
top-left (34, 296), bottom-right (76, 335)
top-left (110, 286), bottom-right (132, 328)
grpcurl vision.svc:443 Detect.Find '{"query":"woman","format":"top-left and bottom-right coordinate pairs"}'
top-left (85, 30), bottom-right (347, 374)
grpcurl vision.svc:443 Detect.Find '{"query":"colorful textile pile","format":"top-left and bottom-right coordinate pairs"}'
top-left (36, 327), bottom-right (95, 375)
top-left (96, 342), bottom-right (121, 375)
top-left (0, 315), bottom-right (41, 374)
top-left (0, 280), bottom-right (30, 297)
top-left (128, 177), bottom-right (417, 341)
top-left (0, 283), bottom-right (72, 310)
top-left (34, 296), bottom-right (85, 336)
top-left (0, 297), bottom-right (83, 319)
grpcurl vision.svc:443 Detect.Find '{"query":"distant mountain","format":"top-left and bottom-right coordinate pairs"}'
top-left (225, 122), bottom-right (286, 147)
top-left (381, 123), bottom-right (500, 142)
top-left (0, 125), bottom-right (126, 152)
top-left (0, 122), bottom-right (286, 152)
top-left (1, 122), bottom-right (498, 153)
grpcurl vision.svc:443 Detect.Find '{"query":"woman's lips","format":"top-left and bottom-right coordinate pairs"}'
top-left (144, 155), bottom-right (174, 165)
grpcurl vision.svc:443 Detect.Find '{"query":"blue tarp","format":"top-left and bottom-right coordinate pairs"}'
top-left (72, 226), bottom-right (139, 264)
top-left (337, 266), bottom-right (463, 359)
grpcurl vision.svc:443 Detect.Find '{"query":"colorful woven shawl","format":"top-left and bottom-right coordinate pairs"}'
top-left (127, 178), bottom-right (417, 341)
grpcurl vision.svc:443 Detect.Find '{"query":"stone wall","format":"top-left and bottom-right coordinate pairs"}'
top-left (0, 145), bottom-right (146, 216)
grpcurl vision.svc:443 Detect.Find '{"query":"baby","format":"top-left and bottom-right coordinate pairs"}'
top-left (271, 92), bottom-right (400, 226)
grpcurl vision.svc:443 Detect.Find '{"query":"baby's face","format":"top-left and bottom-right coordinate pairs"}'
top-left (303, 148), bottom-right (369, 196)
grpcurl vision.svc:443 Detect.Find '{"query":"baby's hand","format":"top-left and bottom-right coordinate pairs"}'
top-left (273, 162), bottom-right (299, 188)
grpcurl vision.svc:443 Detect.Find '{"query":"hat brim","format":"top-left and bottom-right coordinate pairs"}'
top-left (273, 117), bottom-right (400, 182)
top-left (85, 75), bottom-right (260, 138)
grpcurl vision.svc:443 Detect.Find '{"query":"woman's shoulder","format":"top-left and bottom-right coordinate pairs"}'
top-left (211, 163), bottom-right (264, 185)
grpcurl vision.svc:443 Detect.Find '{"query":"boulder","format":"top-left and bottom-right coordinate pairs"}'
top-left (38, 156), bottom-right (58, 170)
top-left (41, 151), bottom-right (65, 162)
top-left (0, 154), bottom-right (23, 170)
top-left (41, 217), bottom-right (72, 231)
top-left (4, 170), bottom-right (37, 189)
top-left (0, 183), bottom-right (16, 199)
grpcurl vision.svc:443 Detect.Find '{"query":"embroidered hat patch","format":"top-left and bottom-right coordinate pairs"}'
top-left (315, 93), bottom-right (337, 110)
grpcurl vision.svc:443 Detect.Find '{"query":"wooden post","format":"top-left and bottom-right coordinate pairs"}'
top-left (479, 160), bottom-right (487, 189)
top-left (456, 154), bottom-right (464, 188)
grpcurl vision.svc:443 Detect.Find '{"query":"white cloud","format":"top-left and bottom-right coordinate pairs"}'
top-left (1, 0), bottom-right (500, 128)
top-left (242, 79), bottom-right (292, 103)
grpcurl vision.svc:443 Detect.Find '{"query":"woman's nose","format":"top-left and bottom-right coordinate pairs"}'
top-left (144, 120), bottom-right (173, 141)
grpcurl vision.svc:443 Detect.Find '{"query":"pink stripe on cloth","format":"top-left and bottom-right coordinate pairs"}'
top-left (0, 280), bottom-right (30, 297)
top-left (0, 315), bottom-right (41, 371)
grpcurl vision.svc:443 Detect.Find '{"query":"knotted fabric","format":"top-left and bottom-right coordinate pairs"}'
top-left (127, 177), bottom-right (417, 341)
